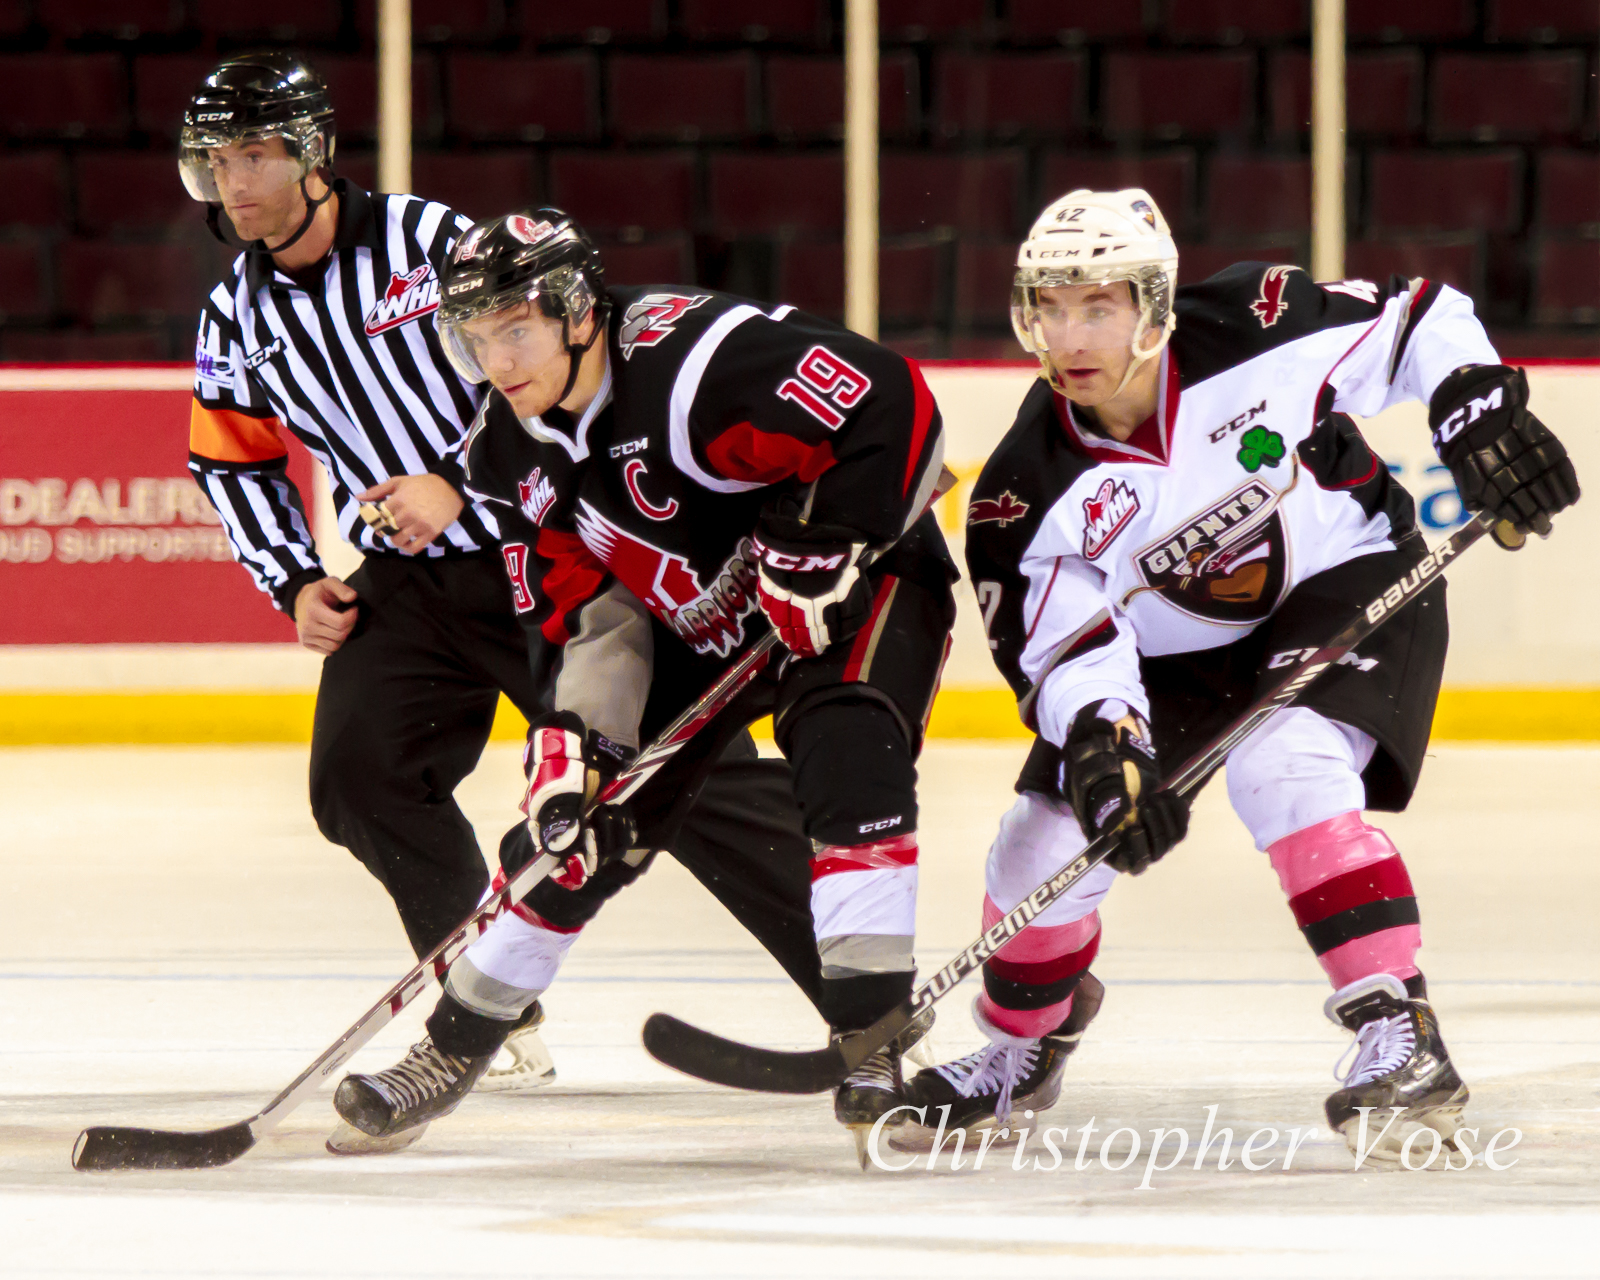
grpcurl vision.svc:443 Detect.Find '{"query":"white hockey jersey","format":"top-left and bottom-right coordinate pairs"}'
top-left (965, 262), bottom-right (1498, 748)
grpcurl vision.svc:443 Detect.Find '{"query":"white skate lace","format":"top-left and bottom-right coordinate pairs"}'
top-left (368, 1040), bottom-right (471, 1112)
top-left (1334, 1012), bottom-right (1416, 1087)
top-left (844, 1047), bottom-right (899, 1094)
top-left (934, 1041), bottom-right (1040, 1122)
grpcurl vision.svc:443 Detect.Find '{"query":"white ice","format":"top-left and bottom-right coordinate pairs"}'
top-left (2, 741), bottom-right (1597, 1278)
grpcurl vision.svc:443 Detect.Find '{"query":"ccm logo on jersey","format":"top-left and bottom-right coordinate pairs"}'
top-left (1250, 265), bottom-right (1298, 328)
top-left (1081, 478), bottom-right (1140, 559)
top-left (858, 815), bottom-right (903, 834)
top-left (968, 491), bottom-right (1031, 527)
top-left (1434, 387), bottom-right (1505, 445)
top-left (1208, 399), bottom-right (1268, 443)
top-left (518, 467), bottom-right (556, 525)
top-left (609, 437), bottom-right (648, 458)
top-left (619, 293), bottom-right (709, 359)
top-left (244, 337), bottom-right (284, 370)
top-left (1270, 647), bottom-right (1378, 672)
top-left (364, 265), bottom-right (441, 337)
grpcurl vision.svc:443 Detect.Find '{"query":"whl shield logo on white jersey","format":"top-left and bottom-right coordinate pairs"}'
top-left (364, 265), bottom-right (441, 337)
top-left (1082, 478), bottom-right (1140, 560)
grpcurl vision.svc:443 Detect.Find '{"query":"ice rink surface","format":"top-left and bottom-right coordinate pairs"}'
top-left (2, 740), bottom-right (1597, 1279)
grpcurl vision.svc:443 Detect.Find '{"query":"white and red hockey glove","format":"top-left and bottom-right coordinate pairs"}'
top-left (752, 509), bottom-right (875, 658)
top-left (520, 712), bottom-right (637, 890)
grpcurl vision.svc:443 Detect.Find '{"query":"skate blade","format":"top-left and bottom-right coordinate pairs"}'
top-left (884, 1115), bottom-right (1004, 1154)
top-left (475, 1028), bottom-right (558, 1094)
top-left (325, 1119), bottom-right (429, 1157)
top-left (1337, 1098), bottom-right (1469, 1169)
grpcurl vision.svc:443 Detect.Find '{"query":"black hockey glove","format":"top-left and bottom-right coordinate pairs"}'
top-left (517, 711), bottom-right (637, 891)
top-left (1062, 700), bottom-right (1189, 876)
top-left (752, 503), bottom-right (876, 658)
top-left (1430, 364), bottom-right (1580, 549)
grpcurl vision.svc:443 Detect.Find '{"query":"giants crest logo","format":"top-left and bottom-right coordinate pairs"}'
top-left (518, 467), bottom-right (556, 526)
top-left (1081, 478), bottom-right (1139, 560)
top-left (364, 265), bottom-right (441, 337)
top-left (968, 490), bottom-right (1030, 528)
top-left (1250, 265), bottom-right (1299, 328)
top-left (1128, 478), bottom-right (1289, 624)
top-left (573, 501), bottom-right (759, 657)
top-left (618, 293), bottom-right (709, 360)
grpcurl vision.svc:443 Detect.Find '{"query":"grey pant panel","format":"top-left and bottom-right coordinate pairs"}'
top-left (818, 932), bottom-right (916, 978)
top-left (443, 954), bottom-right (545, 1022)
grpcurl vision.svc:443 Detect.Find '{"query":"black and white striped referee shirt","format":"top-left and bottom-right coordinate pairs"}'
top-left (189, 179), bottom-right (497, 613)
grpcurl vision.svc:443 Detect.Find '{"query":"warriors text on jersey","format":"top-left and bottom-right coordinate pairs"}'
top-left (188, 180), bottom-right (496, 611)
top-left (967, 263), bottom-right (1498, 748)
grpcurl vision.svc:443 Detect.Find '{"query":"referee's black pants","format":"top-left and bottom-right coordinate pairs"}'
top-left (306, 553), bottom-right (822, 1008)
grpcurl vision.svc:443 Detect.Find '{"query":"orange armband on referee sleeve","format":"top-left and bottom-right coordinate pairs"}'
top-left (189, 400), bottom-right (288, 464)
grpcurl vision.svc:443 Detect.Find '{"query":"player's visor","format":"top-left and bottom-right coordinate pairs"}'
top-left (178, 123), bottom-right (323, 203)
top-left (439, 292), bottom-right (567, 387)
top-left (1012, 285), bottom-right (1141, 354)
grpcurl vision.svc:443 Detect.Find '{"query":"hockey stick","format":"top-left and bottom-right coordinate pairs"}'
top-left (72, 632), bottom-right (781, 1172)
top-left (642, 512), bottom-right (1498, 1094)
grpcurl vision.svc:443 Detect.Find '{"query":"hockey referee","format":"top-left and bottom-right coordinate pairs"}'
top-left (179, 52), bottom-right (827, 1124)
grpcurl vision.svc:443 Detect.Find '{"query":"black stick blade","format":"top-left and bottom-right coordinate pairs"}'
top-left (72, 1121), bottom-right (256, 1172)
top-left (642, 1013), bottom-right (847, 1094)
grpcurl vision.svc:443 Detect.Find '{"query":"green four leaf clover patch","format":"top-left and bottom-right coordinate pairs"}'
top-left (1236, 425), bottom-right (1285, 472)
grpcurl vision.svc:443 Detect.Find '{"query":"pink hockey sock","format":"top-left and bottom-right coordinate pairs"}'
top-left (976, 896), bottom-right (1101, 1038)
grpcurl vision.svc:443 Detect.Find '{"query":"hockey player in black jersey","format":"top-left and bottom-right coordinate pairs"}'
top-left (332, 210), bottom-right (957, 1156)
top-left (901, 188), bottom-right (1578, 1165)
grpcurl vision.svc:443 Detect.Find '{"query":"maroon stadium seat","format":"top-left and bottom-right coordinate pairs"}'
top-left (1346, 236), bottom-right (1482, 298)
top-left (0, 153), bottom-right (68, 230)
top-left (879, 0), bottom-right (986, 40)
top-left (708, 153), bottom-right (844, 235)
top-left (601, 236), bottom-right (694, 286)
top-left (880, 152), bottom-right (1023, 236)
top-left (1102, 53), bottom-right (1254, 140)
top-left (1368, 152), bottom-right (1523, 234)
top-left (447, 54), bottom-right (599, 142)
top-left (1207, 156), bottom-right (1309, 236)
top-left (1537, 151), bottom-right (1600, 230)
top-left (549, 151), bottom-right (697, 235)
top-left (37, 0), bottom-right (186, 38)
top-left (954, 240), bottom-right (1018, 327)
top-left (134, 57), bottom-right (215, 139)
top-left (1008, 0), bottom-right (1143, 40)
top-left (1431, 54), bottom-right (1584, 143)
top-left (934, 53), bottom-right (1085, 141)
top-left (0, 55), bottom-right (128, 140)
top-left (76, 154), bottom-right (192, 235)
top-left (1164, 0), bottom-right (1306, 44)
top-left (1039, 152), bottom-right (1197, 235)
top-left (524, 0), bottom-right (666, 43)
top-left (336, 152), bottom-right (376, 191)
top-left (1488, 0), bottom-right (1599, 42)
top-left (354, 0), bottom-right (505, 43)
top-left (3, 329), bottom-right (170, 361)
top-left (1269, 50), bottom-right (1421, 139)
top-left (411, 152), bottom-right (538, 216)
top-left (0, 0), bottom-right (27, 37)
top-left (775, 240), bottom-right (946, 327)
top-left (608, 54), bottom-right (755, 141)
top-left (1346, 0), bottom-right (1473, 41)
top-left (1533, 238), bottom-right (1600, 321)
top-left (681, 0), bottom-right (827, 43)
top-left (766, 53), bottom-right (918, 141)
top-left (56, 240), bottom-right (199, 324)
top-left (1176, 240), bottom-right (1298, 284)
top-left (317, 56), bottom-right (438, 143)
top-left (0, 241), bottom-right (47, 321)
top-left (193, 0), bottom-right (340, 42)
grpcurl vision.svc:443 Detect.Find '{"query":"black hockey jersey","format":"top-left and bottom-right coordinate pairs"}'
top-left (462, 285), bottom-right (949, 746)
top-left (967, 263), bottom-right (1498, 747)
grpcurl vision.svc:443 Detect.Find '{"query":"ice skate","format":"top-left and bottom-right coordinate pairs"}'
top-left (1324, 973), bottom-right (1469, 1168)
top-left (334, 1037), bottom-right (494, 1140)
top-left (833, 1007), bottom-right (934, 1169)
top-left (475, 1000), bottom-right (557, 1093)
top-left (898, 973), bottom-right (1104, 1143)
top-left (324, 1117), bottom-right (429, 1156)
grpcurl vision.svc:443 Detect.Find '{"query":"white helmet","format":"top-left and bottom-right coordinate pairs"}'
top-left (1011, 188), bottom-right (1179, 398)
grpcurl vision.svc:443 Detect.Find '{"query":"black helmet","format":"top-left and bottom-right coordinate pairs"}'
top-left (439, 208), bottom-right (609, 391)
top-left (179, 51), bottom-right (336, 205)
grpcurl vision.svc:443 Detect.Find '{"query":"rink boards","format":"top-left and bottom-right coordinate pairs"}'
top-left (1, 361), bottom-right (1597, 742)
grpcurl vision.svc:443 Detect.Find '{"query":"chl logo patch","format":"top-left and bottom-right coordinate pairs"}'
top-left (618, 293), bottom-right (709, 360)
top-left (1081, 478), bottom-right (1140, 560)
top-left (364, 265), bottom-right (441, 337)
top-left (1250, 265), bottom-right (1298, 328)
top-left (1133, 479), bottom-right (1289, 624)
top-left (968, 490), bottom-right (1031, 527)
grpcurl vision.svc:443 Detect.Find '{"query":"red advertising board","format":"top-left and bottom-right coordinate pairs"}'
top-left (0, 367), bottom-right (312, 642)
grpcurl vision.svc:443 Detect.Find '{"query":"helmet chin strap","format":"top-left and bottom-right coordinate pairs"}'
top-left (1108, 317), bottom-right (1169, 400)
top-left (553, 308), bottom-right (608, 407)
top-left (205, 173), bottom-right (333, 254)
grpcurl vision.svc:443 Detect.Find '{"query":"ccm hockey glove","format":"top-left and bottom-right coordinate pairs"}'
top-left (518, 711), bottom-right (637, 890)
top-left (1430, 364), bottom-right (1580, 548)
top-left (751, 507), bottom-right (876, 658)
top-left (1062, 700), bottom-right (1189, 876)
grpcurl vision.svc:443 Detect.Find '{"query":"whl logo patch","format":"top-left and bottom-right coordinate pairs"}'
top-left (1082, 478), bottom-right (1140, 560)
top-left (1250, 265), bottom-right (1298, 328)
top-left (518, 467), bottom-right (556, 526)
top-left (618, 293), bottom-right (709, 360)
top-left (968, 490), bottom-right (1030, 527)
top-left (364, 265), bottom-right (441, 337)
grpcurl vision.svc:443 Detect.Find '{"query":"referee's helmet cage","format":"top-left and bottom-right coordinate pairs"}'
top-left (1012, 188), bottom-right (1179, 398)
top-left (179, 51), bottom-right (336, 204)
top-left (438, 209), bottom-right (610, 386)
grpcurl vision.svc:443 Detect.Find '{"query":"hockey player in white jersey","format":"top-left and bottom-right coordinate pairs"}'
top-left (903, 188), bottom-right (1579, 1164)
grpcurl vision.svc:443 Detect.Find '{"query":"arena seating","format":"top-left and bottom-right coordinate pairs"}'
top-left (1269, 51), bottom-right (1422, 139)
top-left (765, 53), bottom-right (919, 140)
